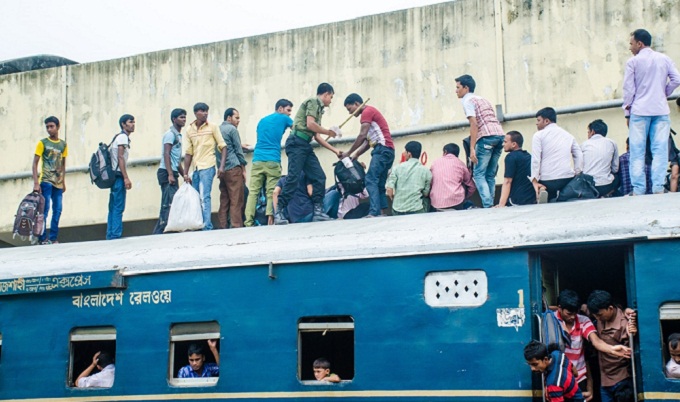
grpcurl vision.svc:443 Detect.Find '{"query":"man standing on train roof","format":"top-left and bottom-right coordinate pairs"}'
top-left (455, 74), bottom-right (505, 208)
top-left (341, 93), bottom-right (395, 217)
top-left (76, 351), bottom-right (115, 388)
top-left (153, 108), bottom-right (186, 234)
top-left (178, 340), bottom-right (220, 378)
top-left (182, 103), bottom-right (228, 231)
top-left (274, 83), bottom-right (342, 225)
top-left (586, 290), bottom-right (638, 402)
top-left (216, 107), bottom-right (247, 229)
top-left (530, 107), bottom-right (583, 203)
top-left (622, 28), bottom-right (680, 195)
top-left (106, 114), bottom-right (135, 240)
top-left (551, 290), bottom-right (632, 401)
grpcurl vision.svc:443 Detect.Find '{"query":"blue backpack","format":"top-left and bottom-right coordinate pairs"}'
top-left (541, 311), bottom-right (571, 352)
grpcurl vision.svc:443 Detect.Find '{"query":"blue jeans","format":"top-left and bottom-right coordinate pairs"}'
top-left (366, 145), bottom-right (395, 216)
top-left (106, 176), bottom-right (126, 240)
top-left (39, 182), bottom-right (63, 242)
top-left (323, 189), bottom-right (341, 219)
top-left (629, 114), bottom-right (670, 194)
top-left (473, 135), bottom-right (503, 207)
top-left (192, 166), bottom-right (216, 231)
top-left (600, 378), bottom-right (632, 402)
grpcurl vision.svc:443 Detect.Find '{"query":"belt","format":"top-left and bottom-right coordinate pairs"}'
top-left (292, 130), bottom-right (312, 142)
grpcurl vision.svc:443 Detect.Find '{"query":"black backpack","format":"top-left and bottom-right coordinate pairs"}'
top-left (334, 159), bottom-right (366, 197)
top-left (89, 133), bottom-right (123, 189)
top-left (555, 174), bottom-right (599, 202)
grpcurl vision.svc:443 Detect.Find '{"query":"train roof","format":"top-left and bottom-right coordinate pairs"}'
top-left (1, 194), bottom-right (679, 281)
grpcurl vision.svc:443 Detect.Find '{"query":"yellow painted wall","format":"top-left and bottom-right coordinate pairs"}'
top-left (1, 0), bottom-right (679, 243)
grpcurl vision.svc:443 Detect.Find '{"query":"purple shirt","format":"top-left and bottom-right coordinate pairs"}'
top-left (622, 47), bottom-right (680, 117)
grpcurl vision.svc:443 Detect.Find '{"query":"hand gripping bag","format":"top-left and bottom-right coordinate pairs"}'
top-left (164, 183), bottom-right (204, 232)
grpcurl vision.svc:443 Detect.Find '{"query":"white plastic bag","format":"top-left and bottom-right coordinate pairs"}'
top-left (164, 183), bottom-right (204, 232)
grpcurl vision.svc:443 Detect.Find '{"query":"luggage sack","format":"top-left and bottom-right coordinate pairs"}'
top-left (13, 191), bottom-right (46, 244)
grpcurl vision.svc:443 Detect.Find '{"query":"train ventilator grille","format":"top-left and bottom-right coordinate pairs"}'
top-left (424, 270), bottom-right (488, 307)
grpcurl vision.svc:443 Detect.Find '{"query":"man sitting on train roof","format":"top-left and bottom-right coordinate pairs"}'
top-left (549, 290), bottom-right (631, 401)
top-left (386, 141), bottom-right (432, 215)
top-left (178, 340), bottom-right (220, 378)
top-left (665, 333), bottom-right (680, 379)
top-left (75, 351), bottom-right (115, 388)
top-left (313, 357), bottom-right (341, 383)
top-left (524, 340), bottom-right (584, 402)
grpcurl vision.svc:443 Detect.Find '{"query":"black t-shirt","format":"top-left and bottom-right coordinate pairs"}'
top-left (504, 150), bottom-right (536, 206)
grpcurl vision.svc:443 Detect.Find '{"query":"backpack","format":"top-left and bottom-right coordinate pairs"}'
top-left (13, 191), bottom-right (45, 243)
top-left (334, 159), bottom-right (366, 197)
top-left (540, 310), bottom-right (571, 352)
top-left (555, 174), bottom-right (599, 202)
top-left (253, 185), bottom-right (269, 226)
top-left (89, 133), bottom-right (123, 189)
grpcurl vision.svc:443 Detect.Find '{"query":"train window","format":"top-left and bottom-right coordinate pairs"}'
top-left (424, 270), bottom-right (488, 307)
top-left (659, 303), bottom-right (680, 380)
top-left (298, 316), bottom-right (354, 383)
top-left (169, 321), bottom-right (220, 387)
top-left (69, 326), bottom-right (116, 388)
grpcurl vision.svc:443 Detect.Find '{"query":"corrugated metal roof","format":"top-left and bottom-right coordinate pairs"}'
top-left (1, 194), bottom-right (679, 280)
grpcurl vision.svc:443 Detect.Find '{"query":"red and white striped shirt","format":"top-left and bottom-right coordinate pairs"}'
top-left (555, 310), bottom-right (597, 384)
top-left (429, 154), bottom-right (476, 209)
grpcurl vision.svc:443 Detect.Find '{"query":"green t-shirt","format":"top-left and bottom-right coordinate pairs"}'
top-left (293, 97), bottom-right (324, 136)
top-left (35, 138), bottom-right (68, 188)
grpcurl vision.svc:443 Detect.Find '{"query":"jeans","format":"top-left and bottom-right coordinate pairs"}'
top-left (39, 182), bottom-right (63, 242)
top-left (245, 161), bottom-right (281, 226)
top-left (106, 176), bottom-right (126, 240)
top-left (600, 378), bottom-right (632, 402)
top-left (629, 114), bottom-right (670, 194)
top-left (192, 166), bottom-right (216, 231)
top-left (281, 135), bottom-right (326, 208)
top-left (323, 188), bottom-right (341, 219)
top-left (218, 166), bottom-right (245, 229)
top-left (473, 135), bottom-right (503, 208)
top-left (366, 145), bottom-right (395, 216)
top-left (152, 169), bottom-right (179, 234)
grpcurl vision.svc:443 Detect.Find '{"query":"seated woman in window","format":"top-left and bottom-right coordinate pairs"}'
top-left (178, 340), bottom-right (219, 378)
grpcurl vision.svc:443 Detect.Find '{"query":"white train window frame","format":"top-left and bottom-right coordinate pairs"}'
top-left (69, 326), bottom-right (116, 389)
top-left (168, 321), bottom-right (221, 387)
top-left (424, 270), bottom-right (488, 307)
top-left (659, 303), bottom-right (680, 380)
top-left (298, 316), bottom-right (354, 384)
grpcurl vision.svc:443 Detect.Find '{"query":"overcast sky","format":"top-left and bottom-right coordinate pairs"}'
top-left (1, 0), bottom-right (447, 63)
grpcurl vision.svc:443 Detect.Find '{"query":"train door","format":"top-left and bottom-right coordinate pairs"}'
top-left (529, 244), bottom-right (636, 402)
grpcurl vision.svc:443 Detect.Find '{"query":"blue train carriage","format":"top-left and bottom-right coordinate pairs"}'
top-left (0, 194), bottom-right (679, 401)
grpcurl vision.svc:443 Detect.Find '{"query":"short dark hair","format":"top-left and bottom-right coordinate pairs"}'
top-left (587, 290), bottom-right (613, 313)
top-left (506, 131), bottom-right (524, 148)
top-left (405, 141), bottom-right (422, 159)
top-left (193, 102), bottom-right (209, 113)
top-left (588, 119), bottom-right (608, 136)
top-left (171, 108), bottom-right (187, 122)
top-left (557, 289), bottom-right (580, 313)
top-left (224, 107), bottom-right (238, 121)
top-left (313, 357), bottom-right (331, 369)
top-left (344, 93), bottom-right (363, 106)
top-left (44, 116), bottom-right (60, 127)
top-left (187, 343), bottom-right (205, 357)
top-left (455, 74), bottom-right (476, 93)
top-left (97, 352), bottom-right (114, 368)
top-left (275, 99), bottom-right (293, 110)
top-left (669, 333), bottom-right (680, 349)
top-left (631, 29), bottom-right (652, 47)
top-left (317, 83), bottom-right (334, 95)
top-left (443, 143), bottom-right (460, 157)
top-left (536, 107), bottom-right (557, 123)
top-left (523, 340), bottom-right (548, 361)
top-left (119, 114), bottom-right (134, 129)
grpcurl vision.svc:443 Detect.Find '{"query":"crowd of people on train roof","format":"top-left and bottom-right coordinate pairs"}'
top-left (30, 28), bottom-right (680, 243)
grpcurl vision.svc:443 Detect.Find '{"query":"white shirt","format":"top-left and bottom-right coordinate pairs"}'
top-left (581, 134), bottom-right (620, 186)
top-left (77, 364), bottom-right (115, 388)
top-left (666, 359), bottom-right (680, 379)
top-left (110, 133), bottom-right (130, 172)
top-left (530, 123), bottom-right (583, 181)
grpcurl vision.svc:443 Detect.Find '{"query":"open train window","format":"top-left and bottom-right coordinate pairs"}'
top-left (69, 326), bottom-right (116, 388)
top-left (298, 316), bottom-right (354, 383)
top-left (659, 303), bottom-right (680, 380)
top-left (169, 321), bottom-right (220, 387)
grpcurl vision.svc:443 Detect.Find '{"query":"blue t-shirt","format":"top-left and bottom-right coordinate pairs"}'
top-left (159, 126), bottom-right (182, 172)
top-left (253, 113), bottom-right (293, 163)
top-left (177, 362), bottom-right (219, 378)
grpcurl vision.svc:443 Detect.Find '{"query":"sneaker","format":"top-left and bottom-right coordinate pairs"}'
top-left (40, 240), bottom-right (52, 245)
top-left (312, 204), bottom-right (333, 222)
top-left (538, 188), bottom-right (548, 204)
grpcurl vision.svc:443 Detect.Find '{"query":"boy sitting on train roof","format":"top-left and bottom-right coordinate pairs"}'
top-left (666, 333), bottom-right (680, 379)
top-left (178, 340), bottom-right (219, 378)
top-left (313, 357), bottom-right (340, 383)
top-left (75, 351), bottom-right (115, 388)
top-left (524, 340), bottom-right (584, 402)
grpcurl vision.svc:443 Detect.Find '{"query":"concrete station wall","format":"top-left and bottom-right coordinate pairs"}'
top-left (1, 0), bottom-right (679, 244)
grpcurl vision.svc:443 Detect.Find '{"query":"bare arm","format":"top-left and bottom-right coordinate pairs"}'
top-left (208, 339), bottom-right (220, 366)
top-left (62, 158), bottom-right (67, 192)
top-left (164, 143), bottom-right (176, 185)
top-left (587, 332), bottom-right (631, 358)
top-left (183, 154), bottom-right (193, 184)
top-left (353, 142), bottom-right (371, 159)
top-left (468, 117), bottom-right (479, 164)
top-left (75, 352), bottom-right (100, 387)
top-left (118, 145), bottom-right (131, 189)
top-left (346, 123), bottom-right (370, 157)
top-left (314, 133), bottom-right (341, 156)
top-left (497, 177), bottom-right (513, 207)
top-left (32, 155), bottom-right (41, 192)
top-left (323, 373), bottom-right (341, 383)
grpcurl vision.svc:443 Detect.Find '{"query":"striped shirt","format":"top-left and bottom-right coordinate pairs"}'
top-left (530, 123), bottom-right (583, 181)
top-left (581, 134), bottom-right (620, 186)
top-left (429, 154), bottom-right (476, 209)
top-left (386, 158), bottom-right (432, 213)
top-left (555, 311), bottom-right (596, 384)
top-left (618, 152), bottom-right (652, 195)
top-left (461, 93), bottom-right (504, 139)
top-left (545, 350), bottom-right (584, 402)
